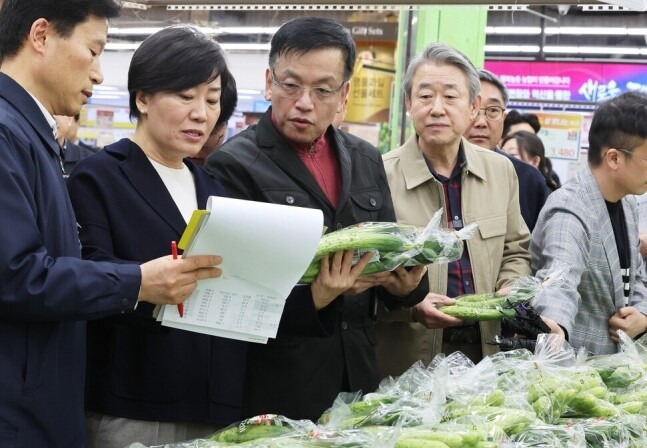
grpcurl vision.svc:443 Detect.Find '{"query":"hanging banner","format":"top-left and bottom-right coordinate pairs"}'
top-left (485, 60), bottom-right (647, 103)
top-left (534, 112), bottom-right (583, 160)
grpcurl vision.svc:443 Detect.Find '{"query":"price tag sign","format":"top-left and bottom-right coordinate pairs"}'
top-left (536, 112), bottom-right (583, 161)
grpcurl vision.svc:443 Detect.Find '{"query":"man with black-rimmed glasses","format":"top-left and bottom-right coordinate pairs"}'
top-left (205, 17), bottom-right (428, 422)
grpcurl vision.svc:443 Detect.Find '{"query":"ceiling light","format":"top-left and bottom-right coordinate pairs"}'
top-left (486, 26), bottom-right (541, 35)
top-left (216, 26), bottom-right (279, 35)
top-left (220, 43), bottom-right (270, 51)
top-left (108, 27), bottom-right (162, 36)
top-left (543, 45), bottom-right (644, 54)
top-left (105, 42), bottom-right (140, 51)
top-left (484, 45), bottom-right (541, 53)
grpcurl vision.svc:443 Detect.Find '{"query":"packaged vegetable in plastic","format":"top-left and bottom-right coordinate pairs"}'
top-left (209, 414), bottom-right (306, 444)
top-left (439, 265), bottom-right (569, 322)
top-left (298, 210), bottom-right (476, 284)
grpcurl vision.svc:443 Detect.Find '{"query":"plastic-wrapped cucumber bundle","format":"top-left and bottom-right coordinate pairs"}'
top-left (207, 414), bottom-right (308, 445)
top-left (439, 264), bottom-right (569, 322)
top-left (298, 210), bottom-right (477, 284)
top-left (556, 415), bottom-right (647, 448)
top-left (510, 422), bottom-right (585, 448)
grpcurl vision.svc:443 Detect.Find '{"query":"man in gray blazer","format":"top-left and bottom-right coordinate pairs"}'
top-left (532, 91), bottom-right (647, 354)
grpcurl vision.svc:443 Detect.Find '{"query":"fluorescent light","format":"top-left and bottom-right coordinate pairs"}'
top-left (486, 25), bottom-right (647, 36)
top-left (546, 26), bottom-right (631, 35)
top-left (105, 42), bottom-right (140, 51)
top-left (486, 26), bottom-right (541, 35)
top-left (543, 45), bottom-right (643, 54)
top-left (108, 27), bottom-right (162, 36)
top-left (237, 95), bottom-right (256, 100)
top-left (216, 26), bottom-right (279, 35)
top-left (484, 45), bottom-right (540, 53)
top-left (220, 43), bottom-right (270, 51)
top-left (238, 89), bottom-right (263, 95)
top-left (94, 85), bottom-right (120, 91)
top-left (91, 94), bottom-right (122, 100)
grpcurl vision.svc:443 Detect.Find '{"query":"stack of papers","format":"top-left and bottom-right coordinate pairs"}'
top-left (157, 196), bottom-right (323, 343)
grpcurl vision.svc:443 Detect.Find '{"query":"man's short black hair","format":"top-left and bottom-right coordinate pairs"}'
top-left (268, 17), bottom-right (356, 82)
top-left (588, 91), bottom-right (647, 166)
top-left (128, 26), bottom-right (229, 121)
top-left (216, 71), bottom-right (237, 127)
top-left (0, 0), bottom-right (120, 62)
top-left (503, 110), bottom-right (541, 137)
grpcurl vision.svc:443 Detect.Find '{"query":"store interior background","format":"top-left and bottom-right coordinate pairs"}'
top-left (80, 1), bottom-right (647, 183)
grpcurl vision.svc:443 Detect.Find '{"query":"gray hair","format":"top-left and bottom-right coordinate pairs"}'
top-left (477, 68), bottom-right (509, 107)
top-left (402, 42), bottom-right (480, 102)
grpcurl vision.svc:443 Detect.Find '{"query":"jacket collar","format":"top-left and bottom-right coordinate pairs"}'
top-left (0, 72), bottom-right (62, 159)
top-left (577, 165), bottom-right (636, 307)
top-left (106, 138), bottom-right (208, 237)
top-left (399, 134), bottom-right (487, 190)
top-left (255, 107), bottom-right (349, 211)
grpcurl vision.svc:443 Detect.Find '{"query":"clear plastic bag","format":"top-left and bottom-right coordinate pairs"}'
top-left (298, 210), bottom-right (477, 283)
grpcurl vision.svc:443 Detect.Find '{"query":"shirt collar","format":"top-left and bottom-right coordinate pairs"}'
top-left (26, 92), bottom-right (58, 139)
top-left (425, 140), bottom-right (467, 182)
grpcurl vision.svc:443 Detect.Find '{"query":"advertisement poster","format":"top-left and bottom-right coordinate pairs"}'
top-left (345, 44), bottom-right (395, 124)
top-left (535, 112), bottom-right (582, 161)
top-left (485, 60), bottom-right (647, 103)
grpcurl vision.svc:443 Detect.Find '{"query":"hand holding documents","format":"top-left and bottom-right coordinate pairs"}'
top-left (157, 196), bottom-right (323, 343)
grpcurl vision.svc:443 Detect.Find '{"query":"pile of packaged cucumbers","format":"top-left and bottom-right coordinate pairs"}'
top-left (131, 330), bottom-right (647, 448)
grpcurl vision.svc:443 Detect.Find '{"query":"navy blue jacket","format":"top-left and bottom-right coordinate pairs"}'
top-left (496, 149), bottom-right (550, 232)
top-left (0, 75), bottom-right (141, 447)
top-left (67, 139), bottom-right (246, 425)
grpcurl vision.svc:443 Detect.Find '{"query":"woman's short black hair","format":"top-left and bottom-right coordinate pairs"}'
top-left (128, 26), bottom-right (229, 121)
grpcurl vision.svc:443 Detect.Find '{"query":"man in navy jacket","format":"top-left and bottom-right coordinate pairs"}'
top-left (0, 2), bottom-right (222, 446)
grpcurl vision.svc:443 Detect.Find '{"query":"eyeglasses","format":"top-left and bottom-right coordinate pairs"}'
top-left (271, 69), bottom-right (346, 102)
top-left (477, 106), bottom-right (505, 122)
top-left (616, 147), bottom-right (647, 162)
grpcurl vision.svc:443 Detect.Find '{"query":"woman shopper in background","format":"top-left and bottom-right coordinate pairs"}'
top-left (502, 130), bottom-right (561, 191)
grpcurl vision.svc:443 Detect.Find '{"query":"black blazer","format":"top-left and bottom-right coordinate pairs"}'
top-left (67, 138), bottom-right (246, 425)
top-left (206, 108), bottom-right (426, 422)
top-left (496, 149), bottom-right (550, 232)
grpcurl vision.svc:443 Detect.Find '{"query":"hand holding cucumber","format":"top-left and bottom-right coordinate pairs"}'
top-left (412, 293), bottom-right (464, 329)
top-left (383, 265), bottom-right (428, 298)
top-left (310, 250), bottom-right (373, 310)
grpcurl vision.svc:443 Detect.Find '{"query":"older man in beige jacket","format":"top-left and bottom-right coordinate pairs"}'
top-left (376, 43), bottom-right (531, 377)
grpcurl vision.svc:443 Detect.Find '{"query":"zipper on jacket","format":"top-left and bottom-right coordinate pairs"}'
top-left (309, 142), bottom-right (315, 155)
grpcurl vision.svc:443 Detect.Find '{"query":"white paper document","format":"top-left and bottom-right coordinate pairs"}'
top-left (158, 196), bottom-right (323, 343)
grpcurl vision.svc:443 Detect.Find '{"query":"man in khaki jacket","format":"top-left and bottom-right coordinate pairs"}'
top-left (376, 43), bottom-right (531, 377)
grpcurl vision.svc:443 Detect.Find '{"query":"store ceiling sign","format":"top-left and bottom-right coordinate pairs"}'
top-left (485, 60), bottom-right (647, 103)
top-left (341, 22), bottom-right (398, 41)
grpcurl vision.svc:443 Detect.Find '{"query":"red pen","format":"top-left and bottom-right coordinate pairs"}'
top-left (171, 241), bottom-right (184, 318)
